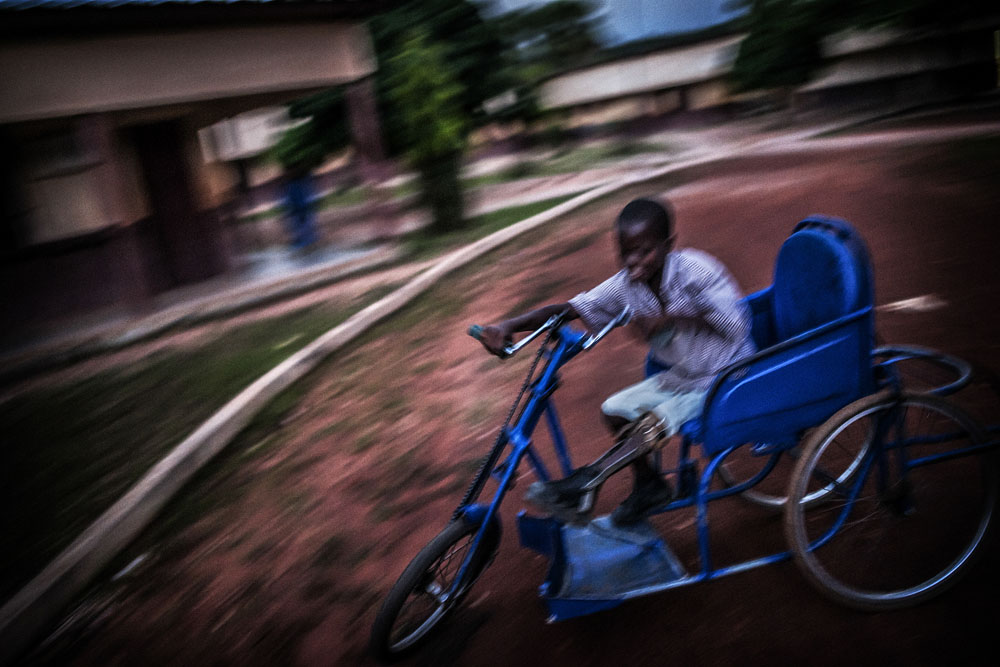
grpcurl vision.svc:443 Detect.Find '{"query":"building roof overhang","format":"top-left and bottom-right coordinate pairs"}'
top-left (0, 1), bottom-right (396, 38)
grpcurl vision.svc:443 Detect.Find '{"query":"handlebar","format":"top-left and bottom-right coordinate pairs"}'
top-left (469, 306), bottom-right (631, 358)
top-left (582, 306), bottom-right (632, 350)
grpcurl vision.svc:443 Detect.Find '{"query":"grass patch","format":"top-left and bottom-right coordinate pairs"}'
top-left (316, 420), bottom-right (354, 440)
top-left (464, 399), bottom-right (495, 429)
top-left (461, 160), bottom-right (544, 188)
top-left (463, 141), bottom-right (672, 189)
top-left (310, 534), bottom-right (348, 569)
top-left (549, 228), bottom-right (607, 260)
top-left (240, 138), bottom-right (667, 226)
top-left (0, 304), bottom-right (357, 601)
top-left (235, 182), bottom-right (417, 224)
top-left (379, 393), bottom-right (409, 420)
top-left (92, 375), bottom-right (316, 591)
top-left (351, 432), bottom-right (378, 454)
top-left (536, 142), bottom-right (670, 176)
top-left (411, 360), bottom-right (440, 375)
top-left (354, 281), bottom-right (404, 307)
top-left (316, 187), bottom-right (366, 209)
top-left (316, 182), bottom-right (418, 210)
top-left (403, 193), bottom-right (579, 261)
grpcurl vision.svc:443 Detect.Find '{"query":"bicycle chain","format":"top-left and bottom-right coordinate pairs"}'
top-left (452, 326), bottom-right (557, 520)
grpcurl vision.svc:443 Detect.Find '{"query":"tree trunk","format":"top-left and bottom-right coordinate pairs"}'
top-left (417, 152), bottom-right (464, 233)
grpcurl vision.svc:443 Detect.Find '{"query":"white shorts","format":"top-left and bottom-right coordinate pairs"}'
top-left (601, 375), bottom-right (706, 436)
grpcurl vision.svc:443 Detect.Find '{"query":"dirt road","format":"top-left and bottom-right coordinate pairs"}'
top-left (28, 114), bottom-right (1000, 666)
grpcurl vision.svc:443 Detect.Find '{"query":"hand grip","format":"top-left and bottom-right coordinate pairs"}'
top-left (468, 324), bottom-right (484, 341)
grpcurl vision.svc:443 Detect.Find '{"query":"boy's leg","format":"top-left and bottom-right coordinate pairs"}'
top-left (610, 387), bottom-right (706, 524)
top-left (575, 411), bottom-right (669, 489)
top-left (524, 376), bottom-right (683, 519)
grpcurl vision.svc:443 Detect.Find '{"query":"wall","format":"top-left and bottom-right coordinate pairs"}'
top-left (0, 23), bottom-right (376, 123)
top-left (536, 26), bottom-right (998, 124)
top-left (540, 36), bottom-right (743, 110)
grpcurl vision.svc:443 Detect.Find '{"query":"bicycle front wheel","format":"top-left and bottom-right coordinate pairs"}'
top-left (369, 514), bottom-right (500, 662)
top-left (784, 391), bottom-right (997, 610)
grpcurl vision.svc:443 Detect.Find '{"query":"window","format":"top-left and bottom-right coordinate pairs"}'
top-left (21, 125), bottom-right (111, 245)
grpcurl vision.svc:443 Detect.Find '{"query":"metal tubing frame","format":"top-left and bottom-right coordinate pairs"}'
top-left (453, 327), bottom-right (1000, 604)
top-left (544, 399), bottom-right (574, 478)
top-left (452, 327), bottom-right (585, 587)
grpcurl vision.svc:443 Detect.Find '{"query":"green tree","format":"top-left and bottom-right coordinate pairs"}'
top-left (270, 1), bottom-right (510, 229)
top-left (490, 0), bottom-right (602, 79)
top-left (384, 30), bottom-right (468, 232)
top-left (371, 0), bottom-right (514, 152)
top-left (480, 0), bottom-right (602, 145)
top-left (730, 0), bottom-right (1000, 97)
top-left (729, 0), bottom-right (825, 95)
top-left (270, 88), bottom-right (350, 172)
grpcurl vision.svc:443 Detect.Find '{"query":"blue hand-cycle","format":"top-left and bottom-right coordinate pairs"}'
top-left (369, 217), bottom-right (999, 662)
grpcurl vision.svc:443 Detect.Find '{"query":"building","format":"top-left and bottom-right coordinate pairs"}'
top-left (537, 21), bottom-right (999, 128)
top-left (538, 34), bottom-right (744, 129)
top-left (0, 0), bottom-right (388, 346)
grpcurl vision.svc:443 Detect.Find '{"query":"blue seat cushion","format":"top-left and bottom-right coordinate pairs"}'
top-left (772, 229), bottom-right (860, 341)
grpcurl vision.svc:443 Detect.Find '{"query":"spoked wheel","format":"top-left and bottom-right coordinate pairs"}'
top-left (369, 514), bottom-right (500, 663)
top-left (716, 433), bottom-right (870, 512)
top-left (716, 445), bottom-right (800, 511)
top-left (785, 390), bottom-right (997, 611)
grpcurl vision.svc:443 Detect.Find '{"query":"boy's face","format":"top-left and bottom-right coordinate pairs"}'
top-left (617, 220), bottom-right (672, 287)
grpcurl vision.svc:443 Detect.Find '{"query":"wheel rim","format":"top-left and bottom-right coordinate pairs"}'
top-left (387, 529), bottom-right (479, 651)
top-left (716, 435), bottom-right (867, 510)
top-left (789, 395), bottom-right (995, 606)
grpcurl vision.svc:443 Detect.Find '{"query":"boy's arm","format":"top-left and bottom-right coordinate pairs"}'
top-left (479, 303), bottom-right (578, 356)
top-left (687, 272), bottom-right (750, 342)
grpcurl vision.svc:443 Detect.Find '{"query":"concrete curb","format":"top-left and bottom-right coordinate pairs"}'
top-left (0, 111), bottom-right (942, 663)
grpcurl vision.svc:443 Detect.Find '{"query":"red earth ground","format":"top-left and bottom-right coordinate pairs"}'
top-left (23, 111), bottom-right (1000, 666)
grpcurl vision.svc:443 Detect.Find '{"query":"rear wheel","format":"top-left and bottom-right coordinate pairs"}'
top-left (369, 515), bottom-right (500, 662)
top-left (785, 391), bottom-right (997, 610)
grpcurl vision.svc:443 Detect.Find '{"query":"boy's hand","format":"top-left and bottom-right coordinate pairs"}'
top-left (479, 324), bottom-right (512, 357)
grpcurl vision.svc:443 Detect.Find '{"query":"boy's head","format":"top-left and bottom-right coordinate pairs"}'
top-left (615, 198), bottom-right (674, 286)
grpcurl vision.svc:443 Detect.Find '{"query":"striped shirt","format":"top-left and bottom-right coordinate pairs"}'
top-left (569, 248), bottom-right (755, 391)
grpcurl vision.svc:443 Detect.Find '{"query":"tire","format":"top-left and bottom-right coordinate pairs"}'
top-left (727, 348), bottom-right (975, 510)
top-left (716, 434), bottom-right (869, 512)
top-left (369, 515), bottom-right (500, 663)
top-left (784, 391), bottom-right (997, 611)
top-left (716, 446), bottom-right (797, 511)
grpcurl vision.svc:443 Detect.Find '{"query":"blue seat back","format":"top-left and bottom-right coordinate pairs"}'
top-left (773, 219), bottom-right (872, 341)
top-left (688, 216), bottom-right (877, 455)
top-left (647, 216), bottom-right (874, 375)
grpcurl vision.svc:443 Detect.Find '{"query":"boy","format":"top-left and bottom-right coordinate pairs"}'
top-left (478, 198), bottom-right (754, 525)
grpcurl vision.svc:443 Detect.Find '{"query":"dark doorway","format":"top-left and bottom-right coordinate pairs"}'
top-left (131, 120), bottom-right (227, 291)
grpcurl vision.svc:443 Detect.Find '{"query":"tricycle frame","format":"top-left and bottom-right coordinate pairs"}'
top-left (371, 215), bottom-right (1000, 660)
